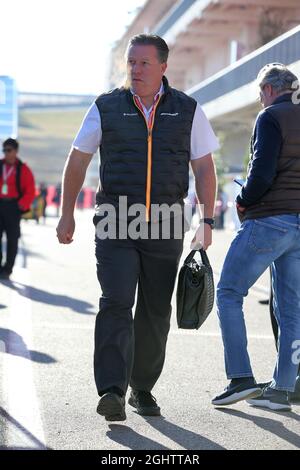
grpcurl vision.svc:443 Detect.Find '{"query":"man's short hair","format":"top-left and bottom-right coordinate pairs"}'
top-left (257, 63), bottom-right (298, 93)
top-left (3, 137), bottom-right (19, 150)
top-left (126, 34), bottom-right (169, 63)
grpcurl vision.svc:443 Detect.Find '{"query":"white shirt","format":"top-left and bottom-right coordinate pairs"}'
top-left (73, 95), bottom-right (219, 160)
top-left (131, 82), bottom-right (164, 123)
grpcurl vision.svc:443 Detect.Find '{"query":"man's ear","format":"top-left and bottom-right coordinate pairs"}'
top-left (161, 63), bottom-right (167, 74)
top-left (265, 83), bottom-right (273, 97)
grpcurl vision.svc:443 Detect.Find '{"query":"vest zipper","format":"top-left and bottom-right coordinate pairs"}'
top-left (133, 96), bottom-right (161, 222)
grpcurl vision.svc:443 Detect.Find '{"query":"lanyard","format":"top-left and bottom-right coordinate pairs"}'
top-left (133, 93), bottom-right (160, 127)
top-left (2, 164), bottom-right (15, 183)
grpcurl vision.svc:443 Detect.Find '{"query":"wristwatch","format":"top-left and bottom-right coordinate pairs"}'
top-left (201, 218), bottom-right (215, 229)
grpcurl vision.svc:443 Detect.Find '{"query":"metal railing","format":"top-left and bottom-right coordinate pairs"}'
top-left (154, 0), bottom-right (197, 37)
top-left (188, 26), bottom-right (300, 105)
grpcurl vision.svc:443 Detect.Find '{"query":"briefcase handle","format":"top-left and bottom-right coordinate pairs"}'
top-left (183, 249), bottom-right (210, 267)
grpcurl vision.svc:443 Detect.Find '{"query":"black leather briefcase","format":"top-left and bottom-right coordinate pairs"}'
top-left (176, 249), bottom-right (215, 330)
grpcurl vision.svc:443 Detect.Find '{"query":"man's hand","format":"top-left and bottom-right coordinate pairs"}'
top-left (236, 202), bottom-right (246, 223)
top-left (18, 203), bottom-right (27, 212)
top-left (56, 215), bottom-right (75, 244)
top-left (190, 222), bottom-right (212, 251)
top-left (190, 154), bottom-right (216, 251)
top-left (55, 148), bottom-right (92, 244)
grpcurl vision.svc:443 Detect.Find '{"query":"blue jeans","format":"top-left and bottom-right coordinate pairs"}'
top-left (217, 214), bottom-right (300, 392)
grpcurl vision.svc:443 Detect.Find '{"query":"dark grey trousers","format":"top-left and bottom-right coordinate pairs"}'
top-left (0, 200), bottom-right (21, 274)
top-left (94, 229), bottom-right (184, 396)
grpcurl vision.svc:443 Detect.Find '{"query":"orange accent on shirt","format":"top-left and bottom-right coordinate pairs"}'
top-left (133, 94), bottom-right (161, 222)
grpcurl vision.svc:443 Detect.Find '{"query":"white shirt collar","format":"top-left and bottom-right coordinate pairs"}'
top-left (131, 81), bottom-right (164, 112)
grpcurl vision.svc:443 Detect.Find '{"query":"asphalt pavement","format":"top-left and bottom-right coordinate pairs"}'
top-left (0, 209), bottom-right (299, 450)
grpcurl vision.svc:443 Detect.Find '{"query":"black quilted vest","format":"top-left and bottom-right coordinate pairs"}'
top-left (245, 94), bottom-right (300, 220)
top-left (94, 76), bottom-right (197, 213)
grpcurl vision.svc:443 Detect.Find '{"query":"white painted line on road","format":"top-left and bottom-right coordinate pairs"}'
top-left (21, 321), bottom-right (274, 341)
top-left (171, 330), bottom-right (274, 340)
top-left (24, 322), bottom-right (95, 330)
top-left (3, 267), bottom-right (46, 449)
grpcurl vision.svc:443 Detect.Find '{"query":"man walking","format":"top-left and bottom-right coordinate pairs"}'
top-left (57, 34), bottom-right (218, 421)
top-left (213, 64), bottom-right (300, 411)
top-left (0, 138), bottom-right (35, 279)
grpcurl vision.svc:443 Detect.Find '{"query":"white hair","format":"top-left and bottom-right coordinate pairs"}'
top-left (257, 63), bottom-right (298, 92)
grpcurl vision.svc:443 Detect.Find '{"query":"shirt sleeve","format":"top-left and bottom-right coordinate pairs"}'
top-left (72, 103), bottom-right (102, 154)
top-left (236, 110), bottom-right (282, 207)
top-left (190, 103), bottom-right (220, 160)
top-left (18, 164), bottom-right (36, 210)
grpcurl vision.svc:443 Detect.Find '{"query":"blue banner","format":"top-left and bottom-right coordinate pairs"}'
top-left (0, 76), bottom-right (18, 142)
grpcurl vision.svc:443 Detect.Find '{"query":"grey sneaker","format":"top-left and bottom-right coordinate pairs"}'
top-left (212, 378), bottom-right (262, 406)
top-left (289, 375), bottom-right (300, 404)
top-left (97, 392), bottom-right (126, 421)
top-left (247, 387), bottom-right (291, 411)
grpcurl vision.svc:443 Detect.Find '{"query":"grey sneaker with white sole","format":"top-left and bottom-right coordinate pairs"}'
top-left (212, 378), bottom-right (262, 406)
top-left (247, 387), bottom-right (291, 411)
